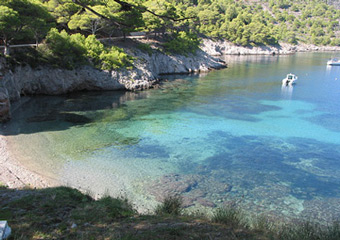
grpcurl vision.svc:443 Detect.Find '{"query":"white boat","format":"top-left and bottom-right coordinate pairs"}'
top-left (327, 58), bottom-right (340, 66)
top-left (282, 73), bottom-right (297, 86)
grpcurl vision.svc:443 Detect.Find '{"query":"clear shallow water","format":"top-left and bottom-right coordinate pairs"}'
top-left (3, 52), bottom-right (340, 221)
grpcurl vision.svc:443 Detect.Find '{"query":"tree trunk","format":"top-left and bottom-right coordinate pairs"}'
top-left (4, 44), bottom-right (10, 56)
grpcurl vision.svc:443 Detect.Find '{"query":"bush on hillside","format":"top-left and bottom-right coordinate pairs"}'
top-left (40, 28), bottom-right (88, 69)
top-left (155, 195), bottom-right (183, 216)
top-left (39, 29), bottom-right (133, 70)
top-left (163, 31), bottom-right (200, 55)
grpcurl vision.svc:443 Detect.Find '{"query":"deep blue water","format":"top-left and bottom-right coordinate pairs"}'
top-left (3, 52), bottom-right (340, 221)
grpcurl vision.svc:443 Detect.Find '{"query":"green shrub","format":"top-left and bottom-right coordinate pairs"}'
top-left (285, 31), bottom-right (298, 44)
top-left (99, 46), bottom-right (134, 70)
top-left (277, 221), bottom-right (322, 240)
top-left (84, 34), bottom-right (105, 61)
top-left (39, 29), bottom-right (133, 70)
top-left (41, 28), bottom-right (88, 69)
top-left (136, 43), bottom-right (153, 55)
top-left (211, 204), bottom-right (246, 228)
top-left (164, 31), bottom-right (200, 55)
top-left (155, 195), bottom-right (183, 216)
top-left (273, 221), bottom-right (340, 240)
top-left (331, 38), bottom-right (340, 46)
top-left (83, 35), bottom-right (133, 70)
top-left (249, 214), bottom-right (276, 232)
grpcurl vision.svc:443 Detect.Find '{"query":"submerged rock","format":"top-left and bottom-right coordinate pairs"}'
top-left (0, 88), bottom-right (10, 122)
top-left (146, 173), bottom-right (231, 208)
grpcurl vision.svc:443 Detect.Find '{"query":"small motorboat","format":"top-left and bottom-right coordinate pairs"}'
top-left (282, 73), bottom-right (297, 86)
top-left (327, 58), bottom-right (340, 66)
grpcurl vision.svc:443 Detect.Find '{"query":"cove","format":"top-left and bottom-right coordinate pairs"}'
top-left (2, 52), bottom-right (340, 222)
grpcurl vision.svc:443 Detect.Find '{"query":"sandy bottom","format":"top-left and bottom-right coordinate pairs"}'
top-left (0, 133), bottom-right (59, 189)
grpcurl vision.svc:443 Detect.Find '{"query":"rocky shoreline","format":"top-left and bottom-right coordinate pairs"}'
top-left (0, 43), bottom-right (226, 101)
top-left (201, 39), bottom-right (340, 56)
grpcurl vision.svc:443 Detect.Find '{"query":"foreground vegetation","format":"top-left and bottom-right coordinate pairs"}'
top-left (1, 186), bottom-right (340, 240)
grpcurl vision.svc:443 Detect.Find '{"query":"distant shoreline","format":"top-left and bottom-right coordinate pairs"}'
top-left (202, 39), bottom-right (340, 56)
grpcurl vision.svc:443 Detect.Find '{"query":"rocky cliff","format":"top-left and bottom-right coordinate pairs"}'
top-left (0, 46), bottom-right (226, 121)
top-left (1, 47), bottom-right (225, 100)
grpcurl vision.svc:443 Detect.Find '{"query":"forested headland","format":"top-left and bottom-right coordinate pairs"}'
top-left (1, 0), bottom-right (340, 70)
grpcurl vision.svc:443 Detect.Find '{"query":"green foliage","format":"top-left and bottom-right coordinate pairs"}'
top-left (83, 34), bottom-right (133, 70)
top-left (40, 28), bottom-right (88, 69)
top-left (68, 5), bottom-right (109, 34)
top-left (136, 43), bottom-right (153, 55)
top-left (331, 38), bottom-right (340, 46)
top-left (2, 0), bottom-right (340, 61)
top-left (164, 31), bottom-right (200, 55)
top-left (211, 204), bottom-right (246, 228)
top-left (275, 221), bottom-right (340, 240)
top-left (155, 195), bottom-right (183, 216)
top-left (0, 5), bottom-right (20, 45)
top-left (43, 0), bottom-right (81, 26)
top-left (0, 0), bottom-right (54, 45)
top-left (249, 214), bottom-right (276, 232)
top-left (165, 0), bottom-right (340, 46)
top-left (143, 0), bottom-right (179, 33)
top-left (284, 31), bottom-right (298, 44)
top-left (71, 196), bottom-right (135, 223)
top-left (84, 34), bottom-right (105, 60)
top-left (7, 187), bottom-right (91, 217)
top-left (99, 46), bottom-right (134, 70)
top-left (39, 29), bottom-right (132, 70)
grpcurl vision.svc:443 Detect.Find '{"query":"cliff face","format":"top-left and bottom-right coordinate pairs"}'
top-left (0, 48), bottom-right (225, 101)
top-left (0, 46), bottom-right (225, 121)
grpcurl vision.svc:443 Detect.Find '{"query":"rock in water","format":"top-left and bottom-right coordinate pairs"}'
top-left (0, 88), bottom-right (10, 122)
top-left (0, 221), bottom-right (11, 239)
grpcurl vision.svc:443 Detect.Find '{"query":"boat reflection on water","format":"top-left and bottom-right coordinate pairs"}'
top-left (281, 84), bottom-right (294, 99)
top-left (326, 64), bottom-right (332, 72)
top-left (326, 64), bottom-right (340, 81)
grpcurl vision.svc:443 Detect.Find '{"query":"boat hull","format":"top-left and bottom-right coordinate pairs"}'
top-left (327, 62), bottom-right (340, 66)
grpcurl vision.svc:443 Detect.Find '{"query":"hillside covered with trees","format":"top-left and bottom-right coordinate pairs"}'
top-left (1, 0), bottom-right (340, 69)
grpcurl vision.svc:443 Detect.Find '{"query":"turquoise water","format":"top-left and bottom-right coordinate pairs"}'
top-left (3, 52), bottom-right (340, 221)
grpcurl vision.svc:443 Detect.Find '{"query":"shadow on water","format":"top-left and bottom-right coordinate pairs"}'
top-left (0, 76), bottom-right (201, 136)
top-left (1, 90), bottom-right (130, 135)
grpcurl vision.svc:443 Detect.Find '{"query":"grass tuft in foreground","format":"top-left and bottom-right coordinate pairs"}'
top-left (155, 195), bottom-right (183, 216)
top-left (211, 203), bottom-right (247, 229)
top-left (274, 221), bottom-right (340, 240)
